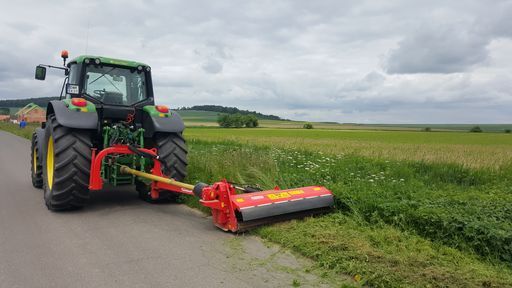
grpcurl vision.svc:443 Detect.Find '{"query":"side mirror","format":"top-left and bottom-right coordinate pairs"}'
top-left (35, 65), bottom-right (46, 80)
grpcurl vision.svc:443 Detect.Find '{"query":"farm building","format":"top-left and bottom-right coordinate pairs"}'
top-left (15, 103), bottom-right (46, 123)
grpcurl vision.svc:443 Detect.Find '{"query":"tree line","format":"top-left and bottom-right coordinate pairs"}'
top-left (178, 105), bottom-right (287, 121)
top-left (0, 97), bottom-right (58, 108)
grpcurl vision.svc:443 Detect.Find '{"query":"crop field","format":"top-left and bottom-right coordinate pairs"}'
top-left (183, 129), bottom-right (512, 287)
top-left (177, 110), bottom-right (512, 132)
top-left (2, 122), bottom-right (511, 287)
top-left (185, 127), bottom-right (512, 169)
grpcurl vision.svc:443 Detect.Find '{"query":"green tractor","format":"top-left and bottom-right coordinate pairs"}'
top-left (31, 50), bottom-right (188, 210)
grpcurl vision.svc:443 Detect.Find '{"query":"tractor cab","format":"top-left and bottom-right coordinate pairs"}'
top-left (36, 51), bottom-right (155, 122)
top-left (65, 55), bottom-right (154, 107)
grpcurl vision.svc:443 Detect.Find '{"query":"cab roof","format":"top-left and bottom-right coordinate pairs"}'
top-left (69, 55), bottom-right (149, 68)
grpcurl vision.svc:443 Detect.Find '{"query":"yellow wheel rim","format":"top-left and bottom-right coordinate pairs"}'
top-left (46, 136), bottom-right (54, 190)
top-left (33, 146), bottom-right (37, 174)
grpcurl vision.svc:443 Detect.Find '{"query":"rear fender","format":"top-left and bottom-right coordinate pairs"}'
top-left (46, 100), bottom-right (98, 129)
top-left (142, 105), bottom-right (185, 137)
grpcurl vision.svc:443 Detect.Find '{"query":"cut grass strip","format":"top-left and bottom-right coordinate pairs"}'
top-left (258, 214), bottom-right (512, 288)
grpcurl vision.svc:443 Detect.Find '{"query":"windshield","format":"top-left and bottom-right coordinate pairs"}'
top-left (84, 65), bottom-right (147, 105)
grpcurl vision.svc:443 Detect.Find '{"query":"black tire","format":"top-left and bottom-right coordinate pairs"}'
top-left (136, 132), bottom-right (188, 202)
top-left (43, 115), bottom-right (92, 210)
top-left (31, 131), bottom-right (43, 188)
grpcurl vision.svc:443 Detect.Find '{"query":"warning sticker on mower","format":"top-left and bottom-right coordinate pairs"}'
top-left (288, 190), bottom-right (305, 195)
top-left (267, 192), bottom-right (292, 200)
top-left (250, 195), bottom-right (264, 200)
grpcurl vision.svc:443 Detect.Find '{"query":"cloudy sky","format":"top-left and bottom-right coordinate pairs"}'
top-left (1, 0), bottom-right (511, 123)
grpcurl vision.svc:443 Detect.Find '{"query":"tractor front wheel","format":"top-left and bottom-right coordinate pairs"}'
top-left (43, 115), bottom-right (92, 210)
top-left (136, 132), bottom-right (188, 202)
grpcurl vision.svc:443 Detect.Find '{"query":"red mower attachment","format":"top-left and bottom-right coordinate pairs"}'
top-left (89, 144), bottom-right (334, 232)
top-left (118, 165), bottom-right (334, 232)
top-left (197, 182), bottom-right (334, 232)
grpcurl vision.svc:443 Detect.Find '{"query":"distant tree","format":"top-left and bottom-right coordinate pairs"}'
top-left (505, 129), bottom-right (511, 134)
top-left (244, 115), bottom-right (259, 128)
top-left (0, 107), bottom-right (10, 115)
top-left (423, 127), bottom-right (432, 132)
top-left (217, 113), bottom-right (259, 128)
top-left (303, 123), bottom-right (314, 129)
top-left (231, 113), bottom-right (245, 128)
top-left (217, 114), bottom-right (232, 128)
top-left (469, 126), bottom-right (483, 133)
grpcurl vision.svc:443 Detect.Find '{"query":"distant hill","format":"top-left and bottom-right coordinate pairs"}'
top-left (0, 97), bottom-right (58, 108)
top-left (178, 105), bottom-right (288, 121)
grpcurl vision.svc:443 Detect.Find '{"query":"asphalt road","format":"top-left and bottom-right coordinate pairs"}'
top-left (0, 131), bottom-right (328, 288)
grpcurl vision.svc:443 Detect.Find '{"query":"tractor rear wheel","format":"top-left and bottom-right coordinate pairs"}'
top-left (136, 132), bottom-right (188, 202)
top-left (31, 130), bottom-right (43, 188)
top-left (43, 115), bottom-right (93, 210)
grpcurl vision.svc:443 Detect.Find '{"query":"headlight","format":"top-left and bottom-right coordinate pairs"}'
top-left (94, 58), bottom-right (101, 65)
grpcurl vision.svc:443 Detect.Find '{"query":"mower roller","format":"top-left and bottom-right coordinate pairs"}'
top-left (30, 51), bottom-right (334, 232)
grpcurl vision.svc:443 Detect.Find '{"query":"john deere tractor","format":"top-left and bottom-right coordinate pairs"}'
top-left (31, 51), bottom-right (188, 210)
top-left (31, 51), bottom-right (334, 232)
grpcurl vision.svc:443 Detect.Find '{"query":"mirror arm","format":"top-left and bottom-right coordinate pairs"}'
top-left (38, 64), bottom-right (69, 73)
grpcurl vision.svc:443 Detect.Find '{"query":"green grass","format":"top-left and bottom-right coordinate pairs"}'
top-left (2, 121), bottom-right (512, 287)
top-left (0, 121), bottom-right (38, 139)
top-left (184, 139), bottom-right (512, 287)
top-left (185, 127), bottom-right (512, 169)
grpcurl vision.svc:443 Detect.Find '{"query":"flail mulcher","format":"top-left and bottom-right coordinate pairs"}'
top-left (31, 51), bottom-right (334, 232)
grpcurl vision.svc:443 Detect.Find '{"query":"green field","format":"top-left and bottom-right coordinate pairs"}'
top-left (178, 110), bottom-right (512, 132)
top-left (183, 136), bottom-right (512, 287)
top-left (185, 128), bottom-right (512, 169)
top-left (183, 128), bottom-right (512, 287)
top-left (2, 122), bottom-right (512, 287)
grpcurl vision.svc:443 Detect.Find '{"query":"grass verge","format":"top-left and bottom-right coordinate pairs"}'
top-left (0, 122), bottom-right (38, 140)
top-left (184, 139), bottom-right (512, 287)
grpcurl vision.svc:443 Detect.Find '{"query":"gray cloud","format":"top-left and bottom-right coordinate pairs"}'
top-left (385, 24), bottom-right (490, 74)
top-left (0, 0), bottom-right (510, 123)
top-left (385, 1), bottom-right (512, 74)
top-left (202, 59), bottom-right (223, 74)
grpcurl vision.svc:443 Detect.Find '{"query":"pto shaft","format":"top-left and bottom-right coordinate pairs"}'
top-left (119, 165), bottom-right (195, 191)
